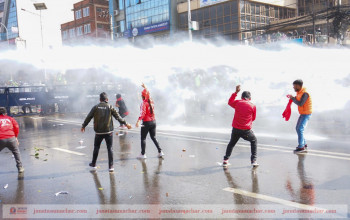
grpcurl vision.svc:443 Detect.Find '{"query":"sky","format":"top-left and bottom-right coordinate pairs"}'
top-left (16, 0), bottom-right (81, 49)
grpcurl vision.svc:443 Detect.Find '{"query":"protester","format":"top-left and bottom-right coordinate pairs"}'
top-left (0, 107), bottom-right (24, 173)
top-left (115, 94), bottom-right (129, 128)
top-left (135, 83), bottom-right (164, 159)
top-left (223, 85), bottom-right (258, 167)
top-left (287, 79), bottom-right (312, 153)
top-left (81, 92), bottom-right (132, 172)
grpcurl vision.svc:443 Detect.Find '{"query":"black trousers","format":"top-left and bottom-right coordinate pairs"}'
top-left (141, 121), bottom-right (162, 155)
top-left (224, 128), bottom-right (257, 162)
top-left (92, 133), bottom-right (113, 167)
top-left (0, 137), bottom-right (23, 168)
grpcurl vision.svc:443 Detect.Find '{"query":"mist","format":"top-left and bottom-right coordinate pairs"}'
top-left (0, 39), bottom-right (349, 140)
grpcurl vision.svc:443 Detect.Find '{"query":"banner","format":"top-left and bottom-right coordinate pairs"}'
top-left (124, 21), bottom-right (170, 38)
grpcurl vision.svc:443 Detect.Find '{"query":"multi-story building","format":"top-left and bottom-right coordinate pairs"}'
top-left (61, 0), bottom-right (110, 45)
top-left (269, 0), bottom-right (349, 44)
top-left (109, 0), bottom-right (178, 41)
top-left (0, 0), bottom-right (19, 48)
top-left (177, 0), bottom-right (297, 41)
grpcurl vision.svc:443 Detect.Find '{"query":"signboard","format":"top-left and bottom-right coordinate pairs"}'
top-left (124, 21), bottom-right (170, 38)
top-left (200, 0), bottom-right (229, 7)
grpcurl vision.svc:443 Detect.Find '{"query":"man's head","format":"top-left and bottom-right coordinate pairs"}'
top-left (116, 94), bottom-right (121, 99)
top-left (241, 91), bottom-right (251, 100)
top-left (293, 79), bottom-right (303, 92)
top-left (100, 92), bottom-right (108, 102)
top-left (0, 107), bottom-right (7, 115)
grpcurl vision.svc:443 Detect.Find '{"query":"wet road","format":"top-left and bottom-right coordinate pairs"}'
top-left (0, 115), bottom-right (349, 219)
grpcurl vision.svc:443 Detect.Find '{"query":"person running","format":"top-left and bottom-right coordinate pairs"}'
top-left (223, 85), bottom-right (258, 167)
top-left (287, 79), bottom-right (312, 153)
top-left (81, 92), bottom-right (132, 172)
top-left (0, 107), bottom-right (24, 173)
top-left (135, 83), bottom-right (164, 159)
top-left (115, 94), bottom-right (129, 128)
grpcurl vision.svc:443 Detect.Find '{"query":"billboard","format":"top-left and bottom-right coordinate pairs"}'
top-left (124, 21), bottom-right (170, 38)
top-left (200, 0), bottom-right (229, 7)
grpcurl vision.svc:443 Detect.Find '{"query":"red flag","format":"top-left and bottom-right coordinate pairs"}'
top-left (282, 99), bottom-right (293, 121)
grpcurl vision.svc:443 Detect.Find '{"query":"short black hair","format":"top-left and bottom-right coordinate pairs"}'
top-left (100, 92), bottom-right (108, 102)
top-left (116, 94), bottom-right (121, 99)
top-left (293, 79), bottom-right (303, 87)
top-left (241, 91), bottom-right (251, 100)
top-left (0, 107), bottom-right (7, 115)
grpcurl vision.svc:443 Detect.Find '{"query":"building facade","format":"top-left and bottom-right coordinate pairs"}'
top-left (61, 0), bottom-right (110, 45)
top-left (109, 0), bottom-right (178, 41)
top-left (0, 0), bottom-right (19, 47)
top-left (177, 0), bottom-right (297, 41)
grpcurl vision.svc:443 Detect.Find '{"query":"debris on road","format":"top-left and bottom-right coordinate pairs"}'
top-left (4, 184), bottom-right (8, 189)
top-left (55, 191), bottom-right (69, 196)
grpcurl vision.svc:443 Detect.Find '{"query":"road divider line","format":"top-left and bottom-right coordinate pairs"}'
top-left (223, 187), bottom-right (327, 211)
top-left (52, 148), bottom-right (85, 156)
top-left (46, 118), bottom-right (350, 161)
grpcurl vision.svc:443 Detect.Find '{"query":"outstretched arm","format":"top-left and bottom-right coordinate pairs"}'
top-left (81, 106), bottom-right (96, 132)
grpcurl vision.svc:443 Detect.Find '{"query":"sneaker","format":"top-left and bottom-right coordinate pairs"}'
top-left (137, 154), bottom-right (147, 159)
top-left (109, 166), bottom-right (114, 172)
top-left (223, 159), bottom-right (229, 167)
top-left (294, 147), bottom-right (306, 153)
top-left (18, 167), bottom-right (24, 173)
top-left (89, 163), bottom-right (97, 169)
top-left (158, 151), bottom-right (165, 158)
top-left (304, 144), bottom-right (308, 149)
top-left (251, 161), bottom-right (259, 167)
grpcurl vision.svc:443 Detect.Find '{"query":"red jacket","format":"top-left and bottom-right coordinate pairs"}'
top-left (138, 99), bottom-right (155, 122)
top-left (0, 115), bottom-right (19, 140)
top-left (228, 93), bottom-right (256, 130)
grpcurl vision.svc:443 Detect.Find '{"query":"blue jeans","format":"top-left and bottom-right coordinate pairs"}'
top-left (296, 114), bottom-right (311, 148)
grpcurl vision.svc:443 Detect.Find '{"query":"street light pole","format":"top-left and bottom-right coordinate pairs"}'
top-left (0, 22), bottom-right (9, 45)
top-left (188, 0), bottom-right (192, 41)
top-left (33, 3), bottom-right (47, 48)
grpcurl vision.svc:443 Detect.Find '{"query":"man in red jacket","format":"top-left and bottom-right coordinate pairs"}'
top-left (0, 107), bottom-right (24, 173)
top-left (223, 85), bottom-right (258, 167)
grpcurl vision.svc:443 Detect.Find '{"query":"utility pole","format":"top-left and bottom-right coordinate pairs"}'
top-left (312, 0), bottom-right (316, 44)
top-left (188, 0), bottom-right (192, 41)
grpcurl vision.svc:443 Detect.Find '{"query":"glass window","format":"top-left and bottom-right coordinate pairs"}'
top-left (210, 6), bottom-right (216, 18)
top-left (224, 3), bottom-right (230, 16)
top-left (118, 0), bottom-right (124, 10)
top-left (84, 23), bottom-right (91, 34)
top-left (197, 10), bottom-right (203, 21)
top-left (217, 5), bottom-right (223, 17)
top-left (83, 7), bottom-right (90, 17)
top-left (224, 23), bottom-right (231, 32)
top-left (75, 10), bottom-right (82, 19)
top-left (210, 19), bottom-right (217, 26)
top-left (224, 16), bottom-right (230, 23)
top-left (218, 25), bottom-right (224, 33)
top-left (76, 26), bottom-right (83, 36)
top-left (217, 17), bottom-right (223, 25)
top-left (241, 21), bottom-right (245, 29)
top-left (204, 8), bottom-right (209, 20)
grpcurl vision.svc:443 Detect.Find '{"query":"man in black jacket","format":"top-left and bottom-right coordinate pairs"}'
top-left (81, 92), bottom-right (132, 172)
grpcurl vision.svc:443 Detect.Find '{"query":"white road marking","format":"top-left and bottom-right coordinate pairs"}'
top-left (46, 118), bottom-right (350, 161)
top-left (52, 148), bottom-right (85, 156)
top-left (223, 187), bottom-right (327, 211)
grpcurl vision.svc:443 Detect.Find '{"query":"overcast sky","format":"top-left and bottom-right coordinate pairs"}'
top-left (17, 0), bottom-right (81, 49)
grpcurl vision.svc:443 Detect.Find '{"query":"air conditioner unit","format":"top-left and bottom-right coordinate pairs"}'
top-left (114, 10), bottom-right (119, 16)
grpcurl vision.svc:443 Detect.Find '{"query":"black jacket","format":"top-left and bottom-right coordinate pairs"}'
top-left (82, 102), bottom-right (126, 134)
top-left (116, 98), bottom-right (129, 117)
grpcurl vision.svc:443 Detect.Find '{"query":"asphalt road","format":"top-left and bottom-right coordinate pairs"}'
top-left (0, 115), bottom-right (349, 219)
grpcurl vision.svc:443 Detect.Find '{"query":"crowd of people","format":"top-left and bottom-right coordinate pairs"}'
top-left (1, 80), bottom-right (312, 172)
